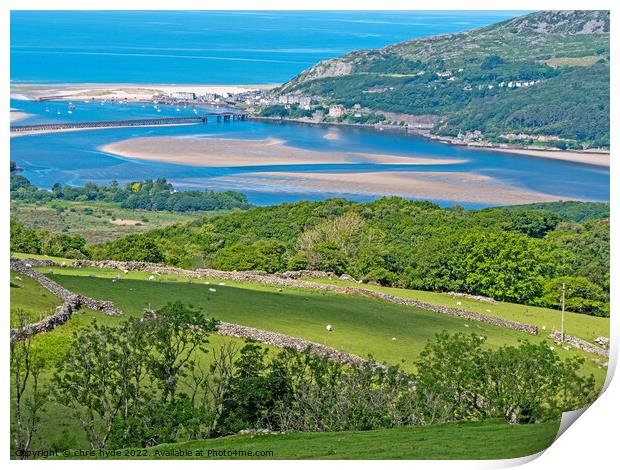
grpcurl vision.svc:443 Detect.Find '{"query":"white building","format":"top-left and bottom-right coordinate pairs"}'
top-left (170, 91), bottom-right (196, 100)
top-left (328, 105), bottom-right (345, 118)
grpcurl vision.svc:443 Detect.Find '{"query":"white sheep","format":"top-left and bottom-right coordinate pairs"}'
top-left (209, 288), bottom-right (217, 293)
top-left (325, 324), bottom-right (332, 332)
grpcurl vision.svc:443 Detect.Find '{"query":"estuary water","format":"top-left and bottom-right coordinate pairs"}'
top-left (10, 11), bottom-right (609, 208)
top-left (10, 99), bottom-right (609, 208)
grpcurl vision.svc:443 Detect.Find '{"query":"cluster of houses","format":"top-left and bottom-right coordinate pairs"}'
top-left (149, 88), bottom-right (370, 123)
top-left (430, 68), bottom-right (543, 92)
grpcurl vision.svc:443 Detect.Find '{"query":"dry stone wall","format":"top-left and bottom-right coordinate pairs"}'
top-left (216, 322), bottom-right (371, 368)
top-left (10, 259), bottom-right (123, 316)
top-left (549, 331), bottom-right (609, 358)
top-left (11, 298), bottom-right (77, 342)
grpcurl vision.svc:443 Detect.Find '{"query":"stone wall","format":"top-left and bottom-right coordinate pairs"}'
top-left (549, 331), bottom-right (609, 358)
top-left (447, 292), bottom-right (497, 304)
top-left (10, 259), bottom-right (123, 316)
top-left (216, 322), bottom-right (371, 368)
top-left (11, 298), bottom-right (77, 342)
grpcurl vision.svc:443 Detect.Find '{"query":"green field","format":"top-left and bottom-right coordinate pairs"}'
top-left (11, 200), bottom-right (204, 243)
top-left (30, 264), bottom-right (608, 384)
top-left (74, 420), bottom-right (559, 460)
top-left (10, 270), bottom-right (63, 326)
top-left (305, 278), bottom-right (610, 343)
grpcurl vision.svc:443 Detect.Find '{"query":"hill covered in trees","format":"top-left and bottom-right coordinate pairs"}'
top-left (67, 198), bottom-right (610, 317)
top-left (277, 10), bottom-right (610, 149)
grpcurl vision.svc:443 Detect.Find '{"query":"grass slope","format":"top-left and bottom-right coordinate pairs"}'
top-left (88, 420), bottom-right (560, 460)
top-left (305, 278), bottom-right (610, 343)
top-left (38, 265), bottom-right (608, 384)
top-left (10, 270), bottom-right (62, 326)
top-left (9, 265), bottom-right (596, 457)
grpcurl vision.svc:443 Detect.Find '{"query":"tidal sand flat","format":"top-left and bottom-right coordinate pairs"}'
top-left (217, 171), bottom-right (563, 205)
top-left (10, 110), bottom-right (33, 122)
top-left (10, 83), bottom-right (276, 102)
top-left (484, 147), bottom-right (610, 168)
top-left (100, 136), bottom-right (467, 167)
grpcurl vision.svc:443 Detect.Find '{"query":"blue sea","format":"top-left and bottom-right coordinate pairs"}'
top-left (11, 11), bottom-right (523, 84)
top-left (10, 11), bottom-right (609, 208)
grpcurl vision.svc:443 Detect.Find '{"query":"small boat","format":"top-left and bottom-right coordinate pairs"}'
top-left (157, 108), bottom-right (161, 112)
top-left (57, 111), bottom-right (61, 115)
top-left (176, 107), bottom-right (181, 112)
top-left (67, 110), bottom-right (73, 114)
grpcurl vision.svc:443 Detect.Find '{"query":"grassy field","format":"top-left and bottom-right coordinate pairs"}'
top-left (306, 278), bottom-right (610, 344)
top-left (10, 270), bottom-right (63, 326)
top-left (34, 265), bottom-right (609, 384)
top-left (71, 420), bottom-right (560, 460)
top-left (11, 200), bottom-right (205, 243)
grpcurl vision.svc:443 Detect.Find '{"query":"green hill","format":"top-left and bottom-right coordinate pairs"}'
top-left (277, 10), bottom-right (610, 148)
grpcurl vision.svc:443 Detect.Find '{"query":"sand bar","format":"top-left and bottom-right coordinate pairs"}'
top-left (484, 147), bottom-right (610, 168)
top-left (11, 83), bottom-right (277, 102)
top-left (100, 136), bottom-right (467, 167)
top-left (216, 171), bottom-right (565, 205)
top-left (10, 111), bottom-right (34, 123)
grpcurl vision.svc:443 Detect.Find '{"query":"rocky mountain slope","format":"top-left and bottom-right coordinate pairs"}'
top-left (277, 10), bottom-right (610, 149)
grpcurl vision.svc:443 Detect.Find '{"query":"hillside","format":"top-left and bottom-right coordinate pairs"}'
top-left (276, 10), bottom-right (610, 148)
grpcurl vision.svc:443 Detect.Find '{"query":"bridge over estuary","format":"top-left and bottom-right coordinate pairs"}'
top-left (10, 112), bottom-right (249, 133)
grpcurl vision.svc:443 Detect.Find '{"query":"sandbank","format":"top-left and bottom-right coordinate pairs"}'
top-left (100, 136), bottom-right (467, 167)
top-left (10, 111), bottom-right (34, 123)
top-left (484, 147), bottom-right (610, 168)
top-left (216, 171), bottom-right (565, 205)
top-left (11, 82), bottom-right (276, 102)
